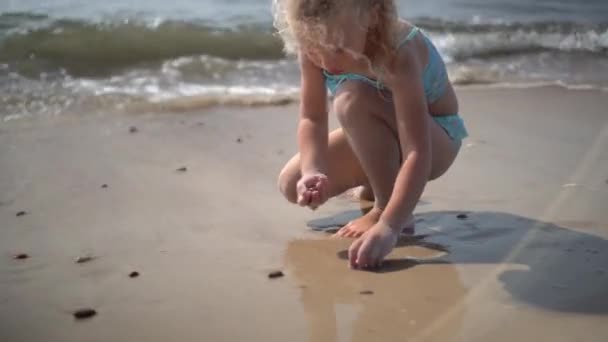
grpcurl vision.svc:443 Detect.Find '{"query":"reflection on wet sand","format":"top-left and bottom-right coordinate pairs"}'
top-left (286, 211), bottom-right (608, 341)
top-left (285, 234), bottom-right (466, 342)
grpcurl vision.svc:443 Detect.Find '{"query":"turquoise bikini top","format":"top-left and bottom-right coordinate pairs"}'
top-left (323, 26), bottom-right (449, 104)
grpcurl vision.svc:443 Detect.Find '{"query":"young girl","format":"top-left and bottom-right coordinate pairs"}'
top-left (274, 0), bottom-right (468, 269)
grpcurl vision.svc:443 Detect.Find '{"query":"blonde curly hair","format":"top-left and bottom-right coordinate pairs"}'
top-left (272, 0), bottom-right (401, 71)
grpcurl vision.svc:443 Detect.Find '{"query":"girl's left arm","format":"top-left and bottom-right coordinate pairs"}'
top-left (380, 47), bottom-right (432, 230)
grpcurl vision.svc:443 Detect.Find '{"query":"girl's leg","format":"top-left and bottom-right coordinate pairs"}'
top-left (332, 81), bottom-right (460, 237)
top-left (278, 127), bottom-right (370, 204)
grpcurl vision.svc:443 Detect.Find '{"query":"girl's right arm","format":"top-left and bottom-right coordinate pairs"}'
top-left (297, 53), bottom-right (329, 176)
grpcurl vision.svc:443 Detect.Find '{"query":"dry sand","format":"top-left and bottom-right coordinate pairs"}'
top-left (1, 87), bottom-right (608, 341)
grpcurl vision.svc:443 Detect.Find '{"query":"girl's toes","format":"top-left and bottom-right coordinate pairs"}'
top-left (335, 227), bottom-right (348, 237)
top-left (353, 231), bottom-right (365, 238)
top-left (345, 229), bottom-right (359, 238)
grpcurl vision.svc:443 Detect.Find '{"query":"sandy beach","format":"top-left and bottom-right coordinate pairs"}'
top-left (1, 86), bottom-right (608, 341)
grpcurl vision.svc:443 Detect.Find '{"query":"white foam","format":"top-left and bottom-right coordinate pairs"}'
top-left (430, 28), bottom-right (608, 63)
top-left (3, 113), bottom-right (30, 122)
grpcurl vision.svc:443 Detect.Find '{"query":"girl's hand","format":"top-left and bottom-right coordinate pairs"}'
top-left (348, 220), bottom-right (399, 269)
top-left (296, 173), bottom-right (330, 210)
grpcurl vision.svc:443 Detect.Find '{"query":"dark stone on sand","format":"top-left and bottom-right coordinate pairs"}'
top-left (360, 290), bottom-right (374, 295)
top-left (13, 253), bottom-right (29, 260)
top-left (236, 137), bottom-right (243, 144)
top-left (73, 308), bottom-right (97, 320)
top-left (129, 126), bottom-right (138, 133)
top-left (101, 184), bottom-right (108, 189)
top-left (457, 213), bottom-right (468, 220)
top-left (176, 167), bottom-right (188, 172)
top-left (129, 271), bottom-right (140, 278)
top-left (16, 211), bottom-right (27, 217)
top-left (75, 256), bottom-right (95, 264)
top-left (268, 271), bottom-right (284, 279)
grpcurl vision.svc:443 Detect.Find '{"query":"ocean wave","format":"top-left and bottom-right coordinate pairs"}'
top-left (1, 13), bottom-right (608, 120)
top-left (430, 27), bottom-right (608, 62)
top-left (0, 16), bottom-right (283, 77)
top-left (413, 18), bottom-right (608, 62)
top-left (1, 14), bottom-right (607, 78)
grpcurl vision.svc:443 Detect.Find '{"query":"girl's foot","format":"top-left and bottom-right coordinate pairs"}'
top-left (334, 208), bottom-right (415, 238)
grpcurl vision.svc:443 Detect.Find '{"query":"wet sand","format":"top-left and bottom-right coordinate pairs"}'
top-left (1, 87), bottom-right (608, 341)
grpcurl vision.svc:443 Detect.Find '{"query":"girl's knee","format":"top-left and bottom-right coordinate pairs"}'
top-left (277, 162), bottom-right (300, 204)
top-left (333, 82), bottom-right (373, 127)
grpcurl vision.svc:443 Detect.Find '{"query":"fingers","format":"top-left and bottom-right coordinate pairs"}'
top-left (356, 238), bottom-right (374, 269)
top-left (297, 190), bottom-right (311, 207)
top-left (348, 238), bottom-right (363, 268)
top-left (304, 174), bottom-right (325, 189)
top-left (369, 246), bottom-right (383, 269)
top-left (314, 175), bottom-right (329, 204)
top-left (314, 178), bottom-right (329, 208)
top-left (298, 174), bottom-right (330, 210)
top-left (309, 190), bottom-right (320, 210)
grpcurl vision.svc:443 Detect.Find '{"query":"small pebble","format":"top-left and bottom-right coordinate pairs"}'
top-left (101, 184), bottom-right (109, 189)
top-left (236, 137), bottom-right (243, 144)
top-left (13, 253), bottom-right (29, 260)
top-left (129, 271), bottom-right (140, 278)
top-left (129, 126), bottom-right (138, 133)
top-left (73, 308), bottom-right (97, 320)
top-left (360, 290), bottom-right (374, 295)
top-left (456, 213), bottom-right (468, 220)
top-left (75, 256), bottom-right (95, 264)
top-left (16, 211), bottom-right (27, 217)
top-left (176, 167), bottom-right (188, 172)
top-left (196, 122), bottom-right (205, 126)
top-left (268, 271), bottom-right (284, 279)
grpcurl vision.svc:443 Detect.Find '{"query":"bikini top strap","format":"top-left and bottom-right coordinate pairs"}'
top-left (396, 26), bottom-right (420, 50)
